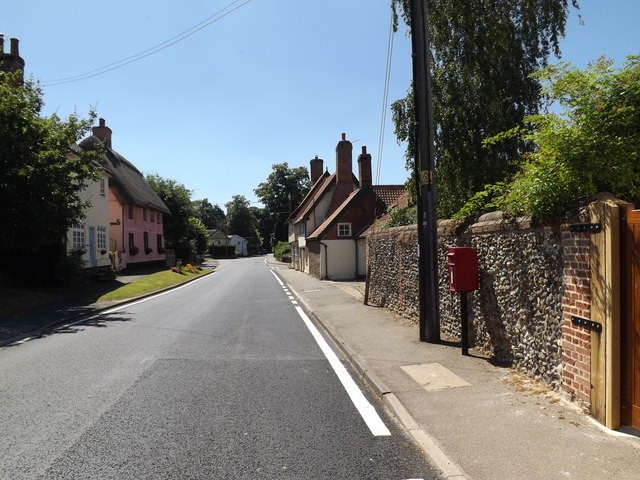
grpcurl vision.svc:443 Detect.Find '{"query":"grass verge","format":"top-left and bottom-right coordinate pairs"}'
top-left (97, 269), bottom-right (209, 302)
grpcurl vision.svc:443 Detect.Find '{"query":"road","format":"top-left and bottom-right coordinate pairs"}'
top-left (0, 256), bottom-right (440, 479)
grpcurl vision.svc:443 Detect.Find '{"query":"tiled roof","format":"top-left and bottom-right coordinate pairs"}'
top-left (372, 185), bottom-right (405, 209)
top-left (358, 190), bottom-right (410, 238)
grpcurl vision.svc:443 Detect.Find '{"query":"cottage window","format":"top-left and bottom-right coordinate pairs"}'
top-left (150, 209), bottom-right (155, 222)
top-left (157, 234), bottom-right (163, 251)
top-left (99, 178), bottom-right (106, 195)
top-left (128, 204), bottom-right (134, 219)
top-left (158, 212), bottom-right (162, 224)
top-left (337, 223), bottom-right (352, 237)
top-left (143, 232), bottom-right (149, 253)
top-left (143, 208), bottom-right (147, 221)
top-left (128, 233), bottom-right (135, 250)
top-left (71, 224), bottom-right (85, 251)
top-left (96, 226), bottom-right (107, 251)
top-left (298, 223), bottom-right (306, 235)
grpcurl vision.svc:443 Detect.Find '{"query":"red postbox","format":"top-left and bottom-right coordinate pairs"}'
top-left (447, 247), bottom-right (479, 292)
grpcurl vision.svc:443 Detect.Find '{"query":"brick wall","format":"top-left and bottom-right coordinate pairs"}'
top-left (560, 227), bottom-right (592, 404)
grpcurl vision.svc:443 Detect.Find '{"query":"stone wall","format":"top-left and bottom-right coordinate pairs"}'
top-left (367, 211), bottom-right (590, 393)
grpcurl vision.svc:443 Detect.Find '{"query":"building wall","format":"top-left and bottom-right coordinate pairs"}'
top-left (122, 203), bottom-right (166, 267)
top-left (307, 241), bottom-right (322, 279)
top-left (367, 210), bottom-right (592, 403)
top-left (66, 177), bottom-right (111, 269)
top-left (356, 238), bottom-right (366, 277)
top-left (304, 184), bottom-right (335, 234)
top-left (324, 239), bottom-right (357, 280)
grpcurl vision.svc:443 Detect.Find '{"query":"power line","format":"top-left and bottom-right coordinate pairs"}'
top-left (375, 7), bottom-right (395, 185)
top-left (44, 0), bottom-right (252, 86)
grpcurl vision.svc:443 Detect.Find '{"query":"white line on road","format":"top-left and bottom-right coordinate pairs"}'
top-left (293, 305), bottom-right (391, 437)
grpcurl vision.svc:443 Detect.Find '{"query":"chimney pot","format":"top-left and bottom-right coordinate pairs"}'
top-left (92, 119), bottom-right (113, 148)
top-left (310, 155), bottom-right (324, 185)
top-left (358, 145), bottom-right (373, 187)
top-left (341, 133), bottom-right (346, 141)
top-left (9, 38), bottom-right (19, 56)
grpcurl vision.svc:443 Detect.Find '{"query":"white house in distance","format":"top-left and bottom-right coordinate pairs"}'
top-left (228, 234), bottom-right (248, 256)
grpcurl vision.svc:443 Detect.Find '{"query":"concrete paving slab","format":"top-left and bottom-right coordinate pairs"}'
top-left (401, 363), bottom-right (472, 392)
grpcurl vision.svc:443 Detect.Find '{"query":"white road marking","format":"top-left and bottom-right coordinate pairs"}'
top-left (293, 305), bottom-right (391, 437)
top-left (269, 271), bottom-right (390, 436)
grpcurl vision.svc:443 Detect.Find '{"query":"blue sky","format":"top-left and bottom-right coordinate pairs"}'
top-left (4, 1), bottom-right (639, 209)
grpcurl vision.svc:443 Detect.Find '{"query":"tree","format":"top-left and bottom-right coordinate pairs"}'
top-left (475, 56), bottom-right (640, 219)
top-left (391, 0), bottom-right (579, 218)
top-left (225, 195), bottom-right (262, 250)
top-left (146, 174), bottom-right (198, 262)
top-left (192, 198), bottom-right (225, 230)
top-left (254, 162), bottom-right (310, 246)
top-left (250, 206), bottom-right (275, 252)
top-left (187, 217), bottom-right (209, 256)
top-left (0, 72), bottom-right (101, 284)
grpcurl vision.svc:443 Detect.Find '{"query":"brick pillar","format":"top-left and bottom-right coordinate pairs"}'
top-left (560, 225), bottom-right (592, 406)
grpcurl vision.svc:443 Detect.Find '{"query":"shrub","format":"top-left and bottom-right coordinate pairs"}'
top-left (273, 241), bottom-right (291, 262)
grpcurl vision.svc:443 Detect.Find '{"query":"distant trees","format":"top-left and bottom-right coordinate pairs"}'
top-left (0, 72), bottom-right (102, 284)
top-left (391, 0), bottom-right (580, 218)
top-left (225, 195), bottom-right (262, 250)
top-left (254, 162), bottom-right (310, 246)
top-left (146, 174), bottom-right (207, 262)
top-left (192, 198), bottom-right (225, 230)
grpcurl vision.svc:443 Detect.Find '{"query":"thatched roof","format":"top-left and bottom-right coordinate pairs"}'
top-left (77, 136), bottom-right (170, 214)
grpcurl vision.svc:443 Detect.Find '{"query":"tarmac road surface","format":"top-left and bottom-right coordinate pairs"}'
top-left (0, 256), bottom-right (441, 480)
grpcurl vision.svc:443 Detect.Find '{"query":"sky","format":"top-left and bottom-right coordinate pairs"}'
top-left (4, 0), bottom-right (640, 210)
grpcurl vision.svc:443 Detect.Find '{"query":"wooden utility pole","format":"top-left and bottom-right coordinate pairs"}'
top-left (409, 0), bottom-right (440, 342)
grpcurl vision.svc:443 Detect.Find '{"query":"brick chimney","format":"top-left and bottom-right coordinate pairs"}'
top-left (92, 118), bottom-right (112, 148)
top-left (357, 146), bottom-right (372, 187)
top-left (328, 133), bottom-right (355, 214)
top-left (310, 155), bottom-right (324, 184)
top-left (0, 35), bottom-right (26, 84)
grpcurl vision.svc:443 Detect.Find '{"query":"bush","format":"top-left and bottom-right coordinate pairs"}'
top-left (384, 205), bottom-right (417, 227)
top-left (273, 241), bottom-right (291, 262)
top-left (208, 244), bottom-right (236, 257)
top-left (461, 56), bottom-right (640, 220)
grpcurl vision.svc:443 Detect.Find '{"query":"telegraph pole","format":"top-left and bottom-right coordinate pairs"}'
top-left (409, 0), bottom-right (440, 342)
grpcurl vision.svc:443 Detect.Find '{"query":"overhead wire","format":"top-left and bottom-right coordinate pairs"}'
top-left (375, 7), bottom-right (395, 185)
top-left (44, 0), bottom-right (252, 86)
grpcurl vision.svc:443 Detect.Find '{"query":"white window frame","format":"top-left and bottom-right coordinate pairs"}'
top-left (71, 224), bottom-right (85, 251)
top-left (337, 222), bottom-right (352, 237)
top-left (96, 226), bottom-right (107, 251)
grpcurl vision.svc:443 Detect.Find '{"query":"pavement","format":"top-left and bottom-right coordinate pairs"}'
top-left (3, 257), bottom-right (640, 479)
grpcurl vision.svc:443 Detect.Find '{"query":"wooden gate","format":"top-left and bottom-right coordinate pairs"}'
top-left (621, 207), bottom-right (640, 429)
